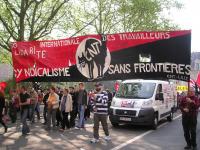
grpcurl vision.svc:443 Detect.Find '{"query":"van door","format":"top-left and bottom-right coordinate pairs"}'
top-left (161, 83), bottom-right (172, 118)
top-left (155, 84), bottom-right (165, 120)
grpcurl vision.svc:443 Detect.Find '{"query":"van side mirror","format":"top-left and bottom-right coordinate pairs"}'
top-left (156, 93), bottom-right (164, 101)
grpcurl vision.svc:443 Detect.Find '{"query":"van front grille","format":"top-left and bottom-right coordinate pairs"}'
top-left (115, 109), bottom-right (136, 116)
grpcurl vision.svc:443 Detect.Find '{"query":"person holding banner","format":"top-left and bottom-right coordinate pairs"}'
top-left (180, 87), bottom-right (200, 150)
top-left (19, 86), bottom-right (31, 135)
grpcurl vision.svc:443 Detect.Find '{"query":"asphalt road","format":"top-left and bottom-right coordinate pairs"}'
top-left (0, 111), bottom-right (200, 150)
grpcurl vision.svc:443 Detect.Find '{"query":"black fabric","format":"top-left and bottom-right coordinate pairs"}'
top-left (0, 96), bottom-right (5, 114)
top-left (84, 106), bottom-right (91, 119)
top-left (43, 93), bottom-right (49, 106)
top-left (56, 108), bottom-right (62, 126)
top-left (77, 90), bottom-right (87, 106)
top-left (0, 114), bottom-right (7, 129)
top-left (69, 90), bottom-right (78, 128)
top-left (23, 33), bottom-right (191, 82)
top-left (182, 115), bottom-right (197, 147)
top-left (70, 105), bottom-right (78, 128)
top-left (61, 111), bottom-right (70, 129)
top-left (70, 92), bottom-right (77, 107)
top-left (19, 92), bottom-right (30, 110)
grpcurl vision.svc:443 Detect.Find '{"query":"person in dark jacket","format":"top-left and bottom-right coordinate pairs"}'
top-left (43, 90), bottom-right (49, 125)
top-left (56, 90), bottom-right (63, 127)
top-left (106, 89), bottom-right (113, 109)
top-left (180, 87), bottom-right (200, 150)
top-left (69, 86), bottom-right (78, 128)
top-left (9, 89), bottom-right (20, 123)
top-left (0, 91), bottom-right (8, 133)
top-left (75, 83), bottom-right (87, 129)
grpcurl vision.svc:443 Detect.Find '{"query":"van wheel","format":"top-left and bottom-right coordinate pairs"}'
top-left (111, 122), bottom-right (119, 127)
top-left (167, 111), bottom-right (173, 122)
top-left (152, 115), bottom-right (158, 130)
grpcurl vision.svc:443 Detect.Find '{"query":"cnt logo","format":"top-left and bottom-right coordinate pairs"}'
top-left (76, 37), bottom-right (111, 81)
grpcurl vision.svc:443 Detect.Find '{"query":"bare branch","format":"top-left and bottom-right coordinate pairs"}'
top-left (70, 13), bottom-right (100, 37)
top-left (3, 0), bottom-right (20, 16)
top-left (0, 15), bottom-right (18, 41)
top-left (5, 4), bottom-right (19, 31)
top-left (0, 43), bottom-right (9, 51)
top-left (31, 1), bottom-right (67, 39)
top-left (34, 9), bottom-right (66, 40)
top-left (0, 35), bottom-right (10, 51)
top-left (29, 2), bottom-right (40, 40)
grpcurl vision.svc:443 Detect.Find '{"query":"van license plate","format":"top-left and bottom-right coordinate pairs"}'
top-left (119, 117), bottom-right (131, 121)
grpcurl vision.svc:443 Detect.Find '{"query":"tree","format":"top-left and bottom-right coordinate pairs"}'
top-left (65, 0), bottom-right (182, 36)
top-left (0, 0), bottom-right (70, 52)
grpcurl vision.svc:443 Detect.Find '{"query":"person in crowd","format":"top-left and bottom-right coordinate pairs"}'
top-left (69, 86), bottom-right (78, 128)
top-left (180, 87), bottom-right (200, 150)
top-left (178, 92), bottom-right (186, 109)
top-left (106, 89), bottom-right (113, 109)
top-left (59, 88), bottom-right (73, 132)
top-left (112, 91), bottom-right (116, 97)
top-left (9, 89), bottom-right (20, 123)
top-left (0, 91), bottom-right (8, 133)
top-left (19, 86), bottom-right (31, 135)
top-left (85, 91), bottom-right (93, 120)
top-left (46, 87), bottom-right (59, 130)
top-left (35, 90), bottom-right (43, 121)
top-left (29, 88), bottom-right (38, 123)
top-left (43, 89), bottom-right (49, 125)
top-left (90, 82), bottom-right (111, 143)
top-left (56, 89), bottom-right (63, 127)
top-left (74, 85), bottom-right (79, 117)
top-left (75, 83), bottom-right (87, 129)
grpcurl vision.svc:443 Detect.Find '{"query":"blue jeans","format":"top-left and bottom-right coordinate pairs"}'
top-left (21, 108), bottom-right (30, 134)
top-left (77, 105), bottom-right (85, 128)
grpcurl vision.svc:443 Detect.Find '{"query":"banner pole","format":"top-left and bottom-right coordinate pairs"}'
top-left (188, 78), bottom-right (190, 96)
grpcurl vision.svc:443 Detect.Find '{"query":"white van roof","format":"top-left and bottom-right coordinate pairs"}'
top-left (122, 79), bottom-right (170, 84)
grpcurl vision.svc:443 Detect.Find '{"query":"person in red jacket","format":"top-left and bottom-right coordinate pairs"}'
top-left (180, 87), bottom-right (200, 150)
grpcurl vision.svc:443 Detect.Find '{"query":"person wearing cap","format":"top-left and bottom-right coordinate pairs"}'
top-left (180, 87), bottom-right (200, 150)
top-left (90, 82), bottom-right (111, 143)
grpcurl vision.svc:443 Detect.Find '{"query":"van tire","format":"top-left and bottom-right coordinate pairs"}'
top-left (111, 122), bottom-right (119, 127)
top-left (151, 114), bottom-right (158, 130)
top-left (167, 111), bottom-right (173, 122)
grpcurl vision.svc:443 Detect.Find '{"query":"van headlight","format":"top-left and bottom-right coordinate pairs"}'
top-left (142, 100), bottom-right (153, 108)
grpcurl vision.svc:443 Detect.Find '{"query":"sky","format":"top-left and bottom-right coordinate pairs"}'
top-left (170, 0), bottom-right (200, 52)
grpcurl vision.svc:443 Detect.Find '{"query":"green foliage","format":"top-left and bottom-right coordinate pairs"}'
top-left (4, 78), bottom-right (16, 99)
top-left (0, 50), bottom-right (12, 64)
top-left (65, 0), bottom-right (181, 36)
top-left (0, 0), bottom-right (70, 51)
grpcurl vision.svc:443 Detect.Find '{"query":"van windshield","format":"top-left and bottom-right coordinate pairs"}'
top-left (115, 82), bottom-right (156, 99)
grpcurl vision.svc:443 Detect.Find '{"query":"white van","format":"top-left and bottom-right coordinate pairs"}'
top-left (109, 79), bottom-right (177, 129)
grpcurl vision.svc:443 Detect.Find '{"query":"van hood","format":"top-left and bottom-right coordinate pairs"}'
top-left (112, 97), bottom-right (147, 108)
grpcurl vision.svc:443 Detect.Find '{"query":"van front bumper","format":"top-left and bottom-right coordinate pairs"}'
top-left (109, 108), bottom-right (155, 125)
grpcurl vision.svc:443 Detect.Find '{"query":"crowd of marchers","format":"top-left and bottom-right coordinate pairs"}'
top-left (0, 82), bottom-right (113, 143)
top-left (0, 83), bottom-right (200, 148)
